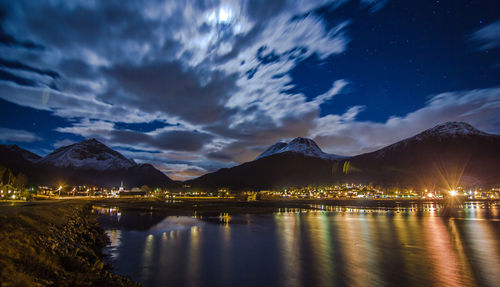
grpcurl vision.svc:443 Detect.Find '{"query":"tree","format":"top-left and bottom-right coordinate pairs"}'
top-left (0, 166), bottom-right (6, 184)
top-left (1, 168), bottom-right (14, 186)
top-left (13, 173), bottom-right (28, 191)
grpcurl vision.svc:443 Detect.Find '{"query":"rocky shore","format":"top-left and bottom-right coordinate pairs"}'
top-left (0, 201), bottom-right (141, 286)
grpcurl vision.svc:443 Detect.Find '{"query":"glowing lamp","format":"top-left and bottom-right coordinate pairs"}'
top-left (449, 190), bottom-right (457, 196)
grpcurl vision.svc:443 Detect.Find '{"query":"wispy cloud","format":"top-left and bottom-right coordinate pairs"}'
top-left (312, 87), bottom-right (500, 156)
top-left (470, 20), bottom-right (500, 50)
top-left (0, 127), bottom-right (41, 143)
top-left (1, 0), bottom-right (497, 179)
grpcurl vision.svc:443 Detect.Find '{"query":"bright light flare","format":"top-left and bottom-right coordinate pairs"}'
top-left (449, 189), bottom-right (457, 196)
top-left (207, 6), bottom-right (234, 24)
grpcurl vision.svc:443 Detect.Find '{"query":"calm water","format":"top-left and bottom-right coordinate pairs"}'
top-left (95, 203), bottom-right (500, 287)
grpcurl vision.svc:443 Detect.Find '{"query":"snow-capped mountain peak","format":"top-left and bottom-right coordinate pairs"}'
top-left (418, 121), bottom-right (488, 138)
top-left (371, 122), bottom-right (491, 159)
top-left (256, 142), bottom-right (288, 159)
top-left (38, 138), bottom-right (137, 170)
top-left (256, 137), bottom-right (345, 160)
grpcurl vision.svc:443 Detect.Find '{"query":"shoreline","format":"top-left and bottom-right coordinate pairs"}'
top-left (91, 197), bottom-right (499, 216)
top-left (1, 198), bottom-right (498, 286)
top-left (0, 200), bottom-right (141, 286)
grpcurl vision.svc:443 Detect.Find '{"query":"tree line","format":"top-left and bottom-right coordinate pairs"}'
top-left (0, 165), bottom-right (33, 200)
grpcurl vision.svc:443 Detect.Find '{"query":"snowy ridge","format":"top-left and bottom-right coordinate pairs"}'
top-left (372, 122), bottom-right (490, 158)
top-left (256, 137), bottom-right (346, 160)
top-left (415, 121), bottom-right (488, 139)
top-left (38, 138), bottom-right (137, 170)
top-left (257, 142), bottom-right (288, 159)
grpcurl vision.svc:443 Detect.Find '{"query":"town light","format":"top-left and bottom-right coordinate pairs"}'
top-left (449, 189), bottom-right (457, 196)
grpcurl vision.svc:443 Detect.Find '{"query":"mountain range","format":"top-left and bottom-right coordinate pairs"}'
top-left (1, 122), bottom-right (499, 190)
top-left (0, 139), bottom-right (178, 188)
top-left (187, 122), bottom-right (500, 190)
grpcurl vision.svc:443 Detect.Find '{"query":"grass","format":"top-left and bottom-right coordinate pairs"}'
top-left (0, 200), bottom-right (141, 287)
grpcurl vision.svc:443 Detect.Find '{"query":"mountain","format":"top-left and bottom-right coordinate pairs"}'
top-left (188, 122), bottom-right (500, 190)
top-left (1, 139), bottom-right (179, 188)
top-left (0, 144), bottom-right (41, 174)
top-left (1, 144), bottom-right (42, 162)
top-left (37, 162), bottom-right (178, 189)
top-left (187, 152), bottom-right (334, 190)
top-left (257, 142), bottom-right (288, 159)
top-left (38, 139), bottom-right (136, 170)
top-left (338, 122), bottom-right (500, 189)
top-left (256, 137), bottom-right (345, 160)
top-left (187, 137), bottom-right (345, 190)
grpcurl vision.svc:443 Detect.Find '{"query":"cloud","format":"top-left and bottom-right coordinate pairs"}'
top-left (153, 163), bottom-right (208, 181)
top-left (0, 57), bottom-right (59, 79)
top-left (53, 139), bottom-right (77, 148)
top-left (0, 0), bottom-right (357, 177)
top-left (0, 127), bottom-right (41, 142)
top-left (4, 1), bottom-right (496, 181)
top-left (313, 79), bottom-right (349, 105)
top-left (470, 20), bottom-right (500, 50)
top-left (312, 87), bottom-right (500, 156)
top-left (56, 118), bottom-right (214, 152)
top-left (360, 0), bottom-right (388, 13)
top-left (111, 129), bottom-right (215, 152)
top-left (101, 61), bottom-right (239, 124)
top-left (0, 69), bottom-right (38, 87)
top-left (0, 24), bottom-right (44, 50)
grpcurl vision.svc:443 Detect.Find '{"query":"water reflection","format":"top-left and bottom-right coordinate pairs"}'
top-left (141, 234), bottom-right (155, 281)
top-left (275, 212), bottom-right (303, 287)
top-left (220, 219), bottom-right (231, 286)
top-left (464, 219), bottom-right (500, 286)
top-left (423, 217), bottom-right (475, 286)
top-left (305, 213), bottom-right (335, 286)
top-left (188, 226), bottom-right (201, 287)
top-left (98, 204), bottom-right (500, 287)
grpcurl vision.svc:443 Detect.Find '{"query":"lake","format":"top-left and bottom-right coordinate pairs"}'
top-left (95, 202), bottom-right (500, 287)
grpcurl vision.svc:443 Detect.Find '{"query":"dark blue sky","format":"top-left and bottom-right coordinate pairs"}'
top-left (0, 0), bottom-right (499, 179)
top-left (290, 0), bottom-right (500, 121)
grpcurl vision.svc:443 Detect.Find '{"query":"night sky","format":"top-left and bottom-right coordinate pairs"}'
top-left (0, 0), bottom-right (499, 179)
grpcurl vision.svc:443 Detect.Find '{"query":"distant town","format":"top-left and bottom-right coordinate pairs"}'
top-left (2, 181), bottom-right (498, 201)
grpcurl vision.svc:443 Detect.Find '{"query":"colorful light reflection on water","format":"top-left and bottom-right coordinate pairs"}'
top-left (96, 203), bottom-right (500, 287)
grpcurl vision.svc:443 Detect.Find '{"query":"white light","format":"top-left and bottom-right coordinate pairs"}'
top-left (206, 6), bottom-right (234, 24)
top-left (218, 7), bottom-right (233, 23)
top-left (450, 190), bottom-right (457, 196)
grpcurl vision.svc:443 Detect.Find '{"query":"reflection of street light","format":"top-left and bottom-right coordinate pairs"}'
top-left (450, 189), bottom-right (457, 196)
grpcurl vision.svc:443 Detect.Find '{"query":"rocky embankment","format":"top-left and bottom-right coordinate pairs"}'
top-left (0, 201), bottom-right (141, 286)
